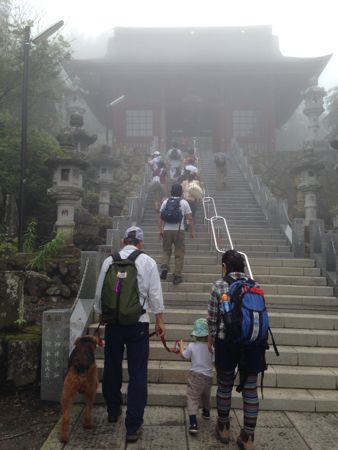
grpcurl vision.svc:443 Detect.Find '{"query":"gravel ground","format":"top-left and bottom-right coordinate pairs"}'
top-left (0, 384), bottom-right (60, 450)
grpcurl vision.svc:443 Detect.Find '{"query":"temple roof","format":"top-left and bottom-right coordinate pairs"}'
top-left (66, 26), bottom-right (332, 127)
top-left (105, 26), bottom-right (282, 64)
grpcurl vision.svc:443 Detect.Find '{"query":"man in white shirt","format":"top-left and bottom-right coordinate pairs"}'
top-left (94, 226), bottom-right (165, 443)
top-left (159, 184), bottom-right (194, 285)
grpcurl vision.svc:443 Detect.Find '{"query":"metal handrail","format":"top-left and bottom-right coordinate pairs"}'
top-left (202, 196), bottom-right (218, 221)
top-left (209, 215), bottom-right (253, 279)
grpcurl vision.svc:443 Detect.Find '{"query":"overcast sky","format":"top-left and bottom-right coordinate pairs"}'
top-left (26, 0), bottom-right (338, 89)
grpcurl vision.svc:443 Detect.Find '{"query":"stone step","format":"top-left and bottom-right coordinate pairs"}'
top-left (144, 244), bottom-right (291, 253)
top-left (147, 344), bottom-right (338, 368)
top-left (95, 360), bottom-right (338, 391)
top-left (95, 342), bottom-right (338, 368)
top-left (140, 225), bottom-right (282, 234)
top-left (157, 272), bottom-right (327, 286)
top-left (145, 237), bottom-right (288, 246)
top-left (91, 323), bottom-right (338, 348)
top-left (151, 255), bottom-right (317, 268)
top-left (160, 281), bottom-right (333, 296)
top-left (153, 251), bottom-right (294, 258)
top-left (90, 310), bottom-right (338, 336)
top-left (95, 383), bottom-right (338, 411)
top-left (163, 264), bottom-right (320, 277)
top-left (162, 293), bottom-right (338, 310)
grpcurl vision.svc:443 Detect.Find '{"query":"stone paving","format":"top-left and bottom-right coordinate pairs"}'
top-left (41, 405), bottom-right (338, 450)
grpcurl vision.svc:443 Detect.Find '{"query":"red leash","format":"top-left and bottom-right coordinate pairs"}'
top-left (149, 331), bottom-right (180, 354)
top-left (94, 325), bottom-right (180, 354)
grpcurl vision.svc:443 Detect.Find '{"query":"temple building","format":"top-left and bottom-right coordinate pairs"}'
top-left (67, 26), bottom-right (331, 152)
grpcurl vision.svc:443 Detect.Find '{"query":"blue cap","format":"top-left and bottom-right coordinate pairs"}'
top-left (191, 318), bottom-right (209, 337)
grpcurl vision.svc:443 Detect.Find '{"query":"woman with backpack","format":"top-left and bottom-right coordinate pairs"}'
top-left (207, 250), bottom-right (268, 450)
top-left (181, 169), bottom-right (203, 226)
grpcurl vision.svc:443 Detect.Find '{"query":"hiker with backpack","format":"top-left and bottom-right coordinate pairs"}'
top-left (213, 151), bottom-right (229, 190)
top-left (148, 150), bottom-right (162, 173)
top-left (181, 169), bottom-right (203, 226)
top-left (150, 160), bottom-right (169, 212)
top-left (207, 250), bottom-right (272, 450)
top-left (94, 226), bottom-right (165, 443)
top-left (166, 142), bottom-right (184, 182)
top-left (159, 183), bottom-right (194, 285)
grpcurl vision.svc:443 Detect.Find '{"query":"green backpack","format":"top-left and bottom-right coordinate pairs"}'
top-left (101, 250), bottom-right (145, 325)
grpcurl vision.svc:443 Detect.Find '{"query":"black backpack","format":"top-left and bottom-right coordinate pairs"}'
top-left (160, 198), bottom-right (183, 223)
top-left (100, 250), bottom-right (146, 325)
top-left (169, 148), bottom-right (180, 160)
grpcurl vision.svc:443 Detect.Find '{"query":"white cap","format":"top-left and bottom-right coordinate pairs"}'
top-left (124, 226), bottom-right (144, 241)
top-left (185, 164), bottom-right (198, 174)
top-left (152, 151), bottom-right (160, 156)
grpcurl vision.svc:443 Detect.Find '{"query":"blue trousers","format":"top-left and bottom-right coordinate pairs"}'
top-left (103, 322), bottom-right (149, 433)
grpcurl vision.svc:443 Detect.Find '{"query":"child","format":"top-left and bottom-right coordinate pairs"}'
top-left (178, 318), bottom-right (213, 434)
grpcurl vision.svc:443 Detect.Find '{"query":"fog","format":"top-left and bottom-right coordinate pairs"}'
top-left (26, 0), bottom-right (338, 88)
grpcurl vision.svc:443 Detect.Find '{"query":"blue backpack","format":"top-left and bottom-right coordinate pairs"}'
top-left (160, 198), bottom-right (183, 224)
top-left (222, 276), bottom-right (278, 352)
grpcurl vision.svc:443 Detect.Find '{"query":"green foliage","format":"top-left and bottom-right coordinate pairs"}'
top-left (0, 225), bottom-right (17, 258)
top-left (0, 0), bottom-right (71, 131)
top-left (13, 319), bottom-right (27, 329)
top-left (0, 113), bottom-right (62, 242)
top-left (0, 1), bottom-right (71, 243)
top-left (23, 217), bottom-right (37, 253)
top-left (28, 232), bottom-right (65, 271)
top-left (323, 87), bottom-right (338, 137)
top-left (251, 149), bottom-right (338, 226)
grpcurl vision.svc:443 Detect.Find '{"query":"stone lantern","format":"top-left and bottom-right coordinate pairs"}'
top-left (92, 145), bottom-right (116, 217)
top-left (46, 113), bottom-right (91, 241)
top-left (293, 147), bottom-right (324, 226)
top-left (302, 77), bottom-right (326, 150)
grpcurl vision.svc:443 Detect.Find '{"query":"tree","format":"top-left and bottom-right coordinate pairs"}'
top-left (323, 86), bottom-right (338, 138)
top-left (0, 0), bottom-right (71, 242)
top-left (0, 0), bottom-right (71, 132)
top-left (0, 113), bottom-right (63, 242)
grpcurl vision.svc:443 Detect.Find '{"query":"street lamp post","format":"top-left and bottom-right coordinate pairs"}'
top-left (17, 20), bottom-right (64, 252)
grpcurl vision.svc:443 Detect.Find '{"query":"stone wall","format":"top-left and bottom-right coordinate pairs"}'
top-left (0, 253), bottom-right (80, 328)
top-left (0, 254), bottom-right (80, 387)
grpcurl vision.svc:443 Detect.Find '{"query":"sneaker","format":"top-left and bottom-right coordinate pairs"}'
top-left (237, 429), bottom-right (255, 450)
top-left (173, 275), bottom-right (182, 285)
top-left (126, 428), bottom-right (142, 443)
top-left (215, 420), bottom-right (230, 444)
top-left (107, 406), bottom-right (122, 423)
top-left (160, 268), bottom-right (168, 280)
top-left (189, 415), bottom-right (198, 435)
top-left (202, 408), bottom-right (210, 420)
top-left (189, 423), bottom-right (198, 434)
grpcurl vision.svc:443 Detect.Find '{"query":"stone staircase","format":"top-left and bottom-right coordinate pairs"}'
top-left (90, 150), bottom-right (338, 412)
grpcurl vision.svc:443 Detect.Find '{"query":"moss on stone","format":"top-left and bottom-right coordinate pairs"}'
top-left (0, 325), bottom-right (41, 342)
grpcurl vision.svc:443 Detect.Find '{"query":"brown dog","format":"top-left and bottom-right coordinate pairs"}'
top-left (59, 334), bottom-right (102, 443)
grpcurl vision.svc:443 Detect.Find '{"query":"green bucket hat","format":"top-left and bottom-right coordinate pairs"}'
top-left (191, 318), bottom-right (208, 337)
